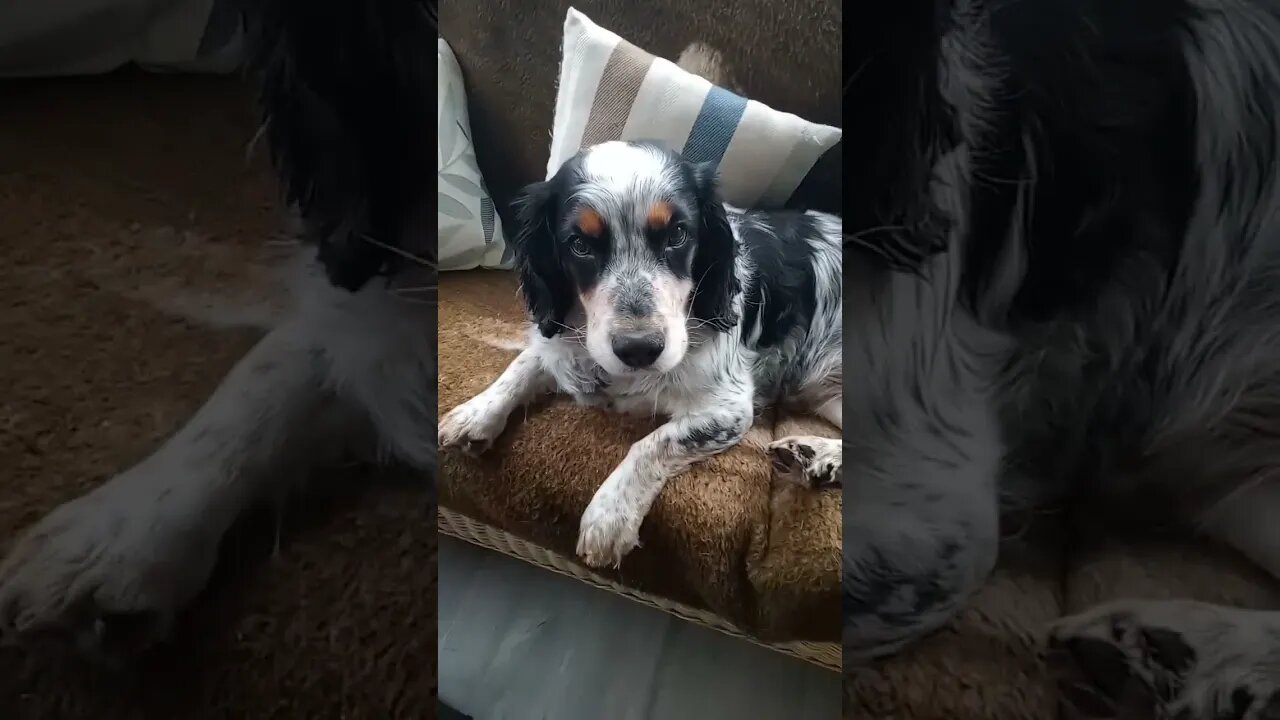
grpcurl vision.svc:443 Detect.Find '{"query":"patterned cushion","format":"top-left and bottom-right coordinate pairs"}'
top-left (438, 38), bottom-right (511, 271)
top-left (546, 7), bottom-right (842, 209)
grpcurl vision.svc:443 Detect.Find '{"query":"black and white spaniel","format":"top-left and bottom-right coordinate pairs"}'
top-left (845, 0), bottom-right (1280, 715)
top-left (439, 140), bottom-right (843, 568)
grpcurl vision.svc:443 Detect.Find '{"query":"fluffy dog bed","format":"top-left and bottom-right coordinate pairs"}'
top-left (438, 271), bottom-right (843, 664)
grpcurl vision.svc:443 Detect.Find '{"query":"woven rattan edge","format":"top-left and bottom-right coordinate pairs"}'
top-left (438, 505), bottom-right (841, 672)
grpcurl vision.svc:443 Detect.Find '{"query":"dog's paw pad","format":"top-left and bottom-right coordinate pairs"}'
top-left (1048, 600), bottom-right (1280, 720)
top-left (768, 436), bottom-right (841, 489)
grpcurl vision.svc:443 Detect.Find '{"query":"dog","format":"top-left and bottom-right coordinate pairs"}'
top-left (0, 0), bottom-right (436, 658)
top-left (845, 0), bottom-right (1280, 715)
top-left (438, 140), bottom-right (843, 569)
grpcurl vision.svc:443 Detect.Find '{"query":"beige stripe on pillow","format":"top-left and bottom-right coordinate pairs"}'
top-left (715, 99), bottom-right (809, 208)
top-left (546, 17), bottom-right (619, 178)
top-left (622, 55), bottom-right (712, 156)
top-left (580, 39), bottom-right (653, 148)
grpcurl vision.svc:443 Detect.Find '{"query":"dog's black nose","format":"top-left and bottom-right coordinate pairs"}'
top-left (611, 332), bottom-right (665, 368)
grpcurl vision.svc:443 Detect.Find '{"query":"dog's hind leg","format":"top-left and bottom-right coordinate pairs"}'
top-left (0, 283), bottom-right (356, 659)
top-left (769, 389), bottom-right (844, 488)
top-left (770, 436), bottom-right (842, 489)
top-left (1049, 597), bottom-right (1280, 720)
top-left (1050, 480), bottom-right (1280, 720)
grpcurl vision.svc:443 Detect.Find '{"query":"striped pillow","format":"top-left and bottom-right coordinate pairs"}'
top-left (546, 7), bottom-right (841, 210)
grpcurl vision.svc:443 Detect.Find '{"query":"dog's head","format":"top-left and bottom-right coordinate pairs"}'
top-left (508, 141), bottom-right (739, 376)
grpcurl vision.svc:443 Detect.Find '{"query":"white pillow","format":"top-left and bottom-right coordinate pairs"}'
top-left (546, 7), bottom-right (842, 209)
top-left (438, 38), bottom-right (511, 271)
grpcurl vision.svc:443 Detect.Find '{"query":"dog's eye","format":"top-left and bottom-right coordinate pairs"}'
top-left (569, 235), bottom-right (592, 257)
top-left (667, 227), bottom-right (689, 249)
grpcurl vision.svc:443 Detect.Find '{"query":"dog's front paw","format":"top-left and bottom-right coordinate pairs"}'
top-left (1048, 599), bottom-right (1280, 720)
top-left (769, 436), bottom-right (842, 489)
top-left (438, 395), bottom-right (508, 456)
top-left (575, 490), bottom-right (642, 570)
top-left (0, 479), bottom-right (219, 661)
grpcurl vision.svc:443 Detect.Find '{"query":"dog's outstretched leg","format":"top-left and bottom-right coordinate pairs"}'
top-left (438, 345), bottom-right (554, 456)
top-left (576, 395), bottom-right (755, 569)
top-left (0, 319), bottom-right (337, 659)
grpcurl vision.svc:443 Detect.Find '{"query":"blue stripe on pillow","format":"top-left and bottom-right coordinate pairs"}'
top-left (681, 86), bottom-right (749, 165)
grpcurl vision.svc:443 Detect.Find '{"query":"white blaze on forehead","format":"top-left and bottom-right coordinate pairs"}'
top-left (580, 142), bottom-right (672, 197)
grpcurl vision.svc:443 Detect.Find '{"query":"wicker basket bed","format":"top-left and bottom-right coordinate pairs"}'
top-left (438, 506), bottom-right (841, 672)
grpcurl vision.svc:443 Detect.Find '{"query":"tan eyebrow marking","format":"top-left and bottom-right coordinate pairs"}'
top-left (576, 208), bottom-right (605, 237)
top-left (646, 201), bottom-right (673, 230)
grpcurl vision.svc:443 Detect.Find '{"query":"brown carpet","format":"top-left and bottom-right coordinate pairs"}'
top-left (0, 71), bottom-right (435, 720)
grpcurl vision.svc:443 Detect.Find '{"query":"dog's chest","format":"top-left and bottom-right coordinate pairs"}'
top-left (572, 374), bottom-right (681, 417)
top-left (568, 362), bottom-right (710, 418)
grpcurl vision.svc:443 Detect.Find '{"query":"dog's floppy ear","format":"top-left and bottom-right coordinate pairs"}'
top-left (690, 162), bottom-right (740, 332)
top-left (509, 181), bottom-right (574, 337)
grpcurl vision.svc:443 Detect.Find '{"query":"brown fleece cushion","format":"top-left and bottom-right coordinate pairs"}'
top-left (438, 271), bottom-right (842, 642)
top-left (0, 72), bottom-right (434, 720)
